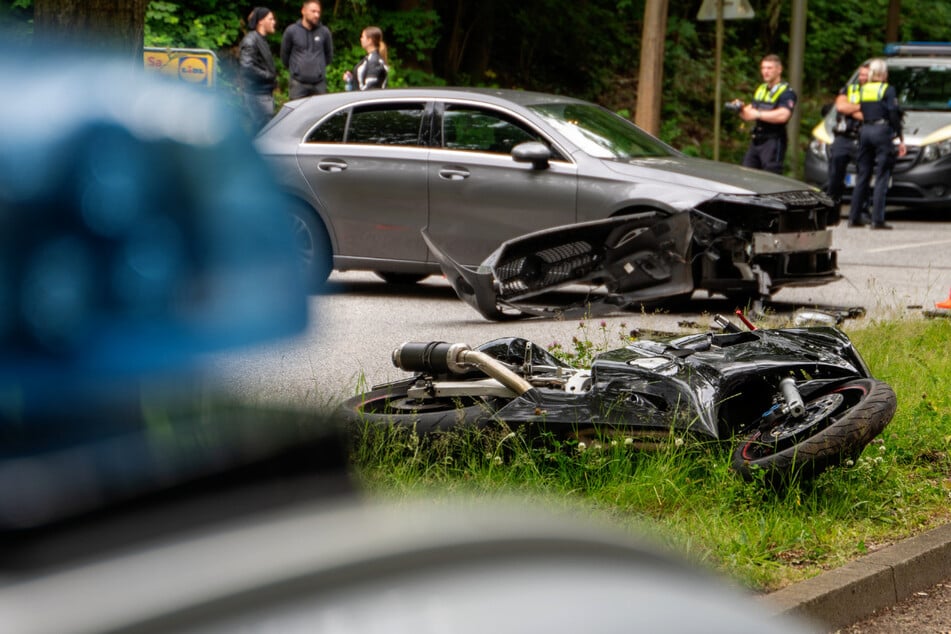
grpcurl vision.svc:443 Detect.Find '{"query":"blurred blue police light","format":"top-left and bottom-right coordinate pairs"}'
top-left (0, 52), bottom-right (308, 396)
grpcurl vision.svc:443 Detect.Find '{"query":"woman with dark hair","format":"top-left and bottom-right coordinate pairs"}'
top-left (343, 26), bottom-right (388, 91)
top-left (239, 7), bottom-right (277, 133)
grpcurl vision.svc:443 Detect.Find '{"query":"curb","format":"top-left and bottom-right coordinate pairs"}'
top-left (762, 522), bottom-right (951, 630)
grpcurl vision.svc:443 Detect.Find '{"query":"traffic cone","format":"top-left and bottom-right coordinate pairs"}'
top-left (937, 289), bottom-right (951, 310)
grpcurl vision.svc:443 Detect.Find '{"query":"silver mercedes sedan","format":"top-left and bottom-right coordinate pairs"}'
top-left (256, 88), bottom-right (839, 303)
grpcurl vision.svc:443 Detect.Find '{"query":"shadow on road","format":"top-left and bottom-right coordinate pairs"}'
top-left (316, 274), bottom-right (863, 325)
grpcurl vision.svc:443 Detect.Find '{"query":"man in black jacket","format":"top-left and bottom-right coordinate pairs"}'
top-left (281, 1), bottom-right (334, 99)
top-left (239, 7), bottom-right (277, 133)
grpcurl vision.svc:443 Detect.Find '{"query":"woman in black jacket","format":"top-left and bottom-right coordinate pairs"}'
top-left (343, 26), bottom-right (388, 91)
top-left (239, 7), bottom-right (277, 133)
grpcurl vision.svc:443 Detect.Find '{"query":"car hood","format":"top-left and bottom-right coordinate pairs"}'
top-left (601, 155), bottom-right (818, 196)
top-left (900, 110), bottom-right (951, 145)
top-left (817, 109), bottom-right (951, 146)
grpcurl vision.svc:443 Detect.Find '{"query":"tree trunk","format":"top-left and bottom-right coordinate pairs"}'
top-left (635, 0), bottom-right (668, 135)
top-left (33, 0), bottom-right (148, 62)
top-left (885, 0), bottom-right (901, 43)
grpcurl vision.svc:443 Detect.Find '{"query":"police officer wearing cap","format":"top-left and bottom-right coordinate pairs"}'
top-left (738, 54), bottom-right (797, 174)
top-left (827, 63), bottom-right (869, 216)
top-left (845, 58), bottom-right (906, 229)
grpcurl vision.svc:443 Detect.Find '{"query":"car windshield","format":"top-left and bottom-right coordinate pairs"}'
top-left (528, 103), bottom-right (676, 160)
top-left (888, 62), bottom-right (951, 111)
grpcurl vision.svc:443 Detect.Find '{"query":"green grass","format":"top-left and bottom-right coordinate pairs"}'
top-left (349, 316), bottom-right (951, 592)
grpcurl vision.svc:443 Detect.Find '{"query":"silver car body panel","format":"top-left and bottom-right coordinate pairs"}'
top-left (257, 88), bottom-right (838, 296)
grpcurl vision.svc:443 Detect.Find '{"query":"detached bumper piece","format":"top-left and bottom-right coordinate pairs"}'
top-left (423, 212), bottom-right (694, 320)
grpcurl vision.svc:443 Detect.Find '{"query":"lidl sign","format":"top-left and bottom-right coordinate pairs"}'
top-left (144, 47), bottom-right (217, 87)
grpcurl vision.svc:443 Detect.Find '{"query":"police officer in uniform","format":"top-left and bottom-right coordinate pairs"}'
top-left (846, 58), bottom-right (906, 229)
top-left (827, 63), bottom-right (869, 217)
top-left (738, 54), bottom-right (797, 174)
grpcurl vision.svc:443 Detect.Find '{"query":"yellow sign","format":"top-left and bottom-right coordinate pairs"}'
top-left (144, 47), bottom-right (217, 87)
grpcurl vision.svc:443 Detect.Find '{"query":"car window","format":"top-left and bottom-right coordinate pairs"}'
top-left (304, 103), bottom-right (426, 145)
top-left (528, 103), bottom-right (675, 160)
top-left (441, 106), bottom-right (543, 155)
top-left (888, 62), bottom-right (951, 111)
top-left (305, 110), bottom-right (348, 143)
top-left (348, 103), bottom-right (426, 145)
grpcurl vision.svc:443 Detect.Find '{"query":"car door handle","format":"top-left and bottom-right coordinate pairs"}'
top-left (317, 159), bottom-right (348, 173)
top-left (438, 167), bottom-right (470, 181)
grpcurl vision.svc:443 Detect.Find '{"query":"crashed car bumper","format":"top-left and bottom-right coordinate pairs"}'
top-left (423, 212), bottom-right (694, 320)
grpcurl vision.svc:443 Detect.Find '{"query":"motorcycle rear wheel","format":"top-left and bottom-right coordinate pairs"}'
top-left (343, 386), bottom-right (501, 434)
top-left (732, 378), bottom-right (897, 482)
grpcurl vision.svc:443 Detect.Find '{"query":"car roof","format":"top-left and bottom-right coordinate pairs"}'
top-left (293, 86), bottom-right (591, 106)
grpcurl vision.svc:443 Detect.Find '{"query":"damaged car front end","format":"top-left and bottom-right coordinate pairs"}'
top-left (427, 189), bottom-right (840, 320)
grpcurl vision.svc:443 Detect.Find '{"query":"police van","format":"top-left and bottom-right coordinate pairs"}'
top-left (804, 42), bottom-right (951, 209)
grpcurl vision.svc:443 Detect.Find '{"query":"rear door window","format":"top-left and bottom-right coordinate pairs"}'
top-left (305, 102), bottom-right (427, 145)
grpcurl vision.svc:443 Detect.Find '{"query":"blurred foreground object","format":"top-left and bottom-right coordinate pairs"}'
top-left (0, 50), bottom-right (307, 410)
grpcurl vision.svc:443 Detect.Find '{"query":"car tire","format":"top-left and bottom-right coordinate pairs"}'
top-left (289, 203), bottom-right (332, 292)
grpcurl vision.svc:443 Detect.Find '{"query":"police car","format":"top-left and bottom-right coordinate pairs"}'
top-left (804, 42), bottom-right (951, 209)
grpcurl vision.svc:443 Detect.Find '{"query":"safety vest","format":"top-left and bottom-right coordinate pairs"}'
top-left (855, 82), bottom-right (888, 103)
top-left (846, 82), bottom-right (862, 103)
top-left (753, 82), bottom-right (789, 106)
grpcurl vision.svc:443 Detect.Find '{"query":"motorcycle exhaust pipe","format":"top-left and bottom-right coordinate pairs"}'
top-left (779, 377), bottom-right (805, 418)
top-left (393, 342), bottom-right (534, 395)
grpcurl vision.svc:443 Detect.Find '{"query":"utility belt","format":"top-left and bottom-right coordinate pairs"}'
top-left (751, 132), bottom-right (783, 145)
top-left (834, 130), bottom-right (860, 140)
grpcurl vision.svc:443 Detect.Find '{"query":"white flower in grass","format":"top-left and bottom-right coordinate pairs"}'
top-left (493, 455), bottom-right (503, 465)
top-left (674, 437), bottom-right (685, 447)
top-left (578, 442), bottom-right (587, 452)
top-left (624, 437), bottom-right (634, 446)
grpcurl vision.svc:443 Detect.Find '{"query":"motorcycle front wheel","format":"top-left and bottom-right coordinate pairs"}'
top-left (732, 378), bottom-right (897, 482)
top-left (342, 385), bottom-right (502, 434)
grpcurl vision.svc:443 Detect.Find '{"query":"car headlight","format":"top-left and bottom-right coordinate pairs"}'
top-left (920, 138), bottom-right (951, 163)
top-left (808, 138), bottom-right (828, 160)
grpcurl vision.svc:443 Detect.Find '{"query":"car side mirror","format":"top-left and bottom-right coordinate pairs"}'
top-left (512, 141), bottom-right (551, 169)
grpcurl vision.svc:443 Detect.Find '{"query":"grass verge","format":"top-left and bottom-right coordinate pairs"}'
top-left (349, 316), bottom-right (951, 592)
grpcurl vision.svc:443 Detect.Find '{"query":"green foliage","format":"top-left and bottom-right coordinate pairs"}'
top-left (145, 1), bottom-right (243, 50)
top-left (6, 1), bottom-right (950, 161)
top-left (352, 318), bottom-right (951, 590)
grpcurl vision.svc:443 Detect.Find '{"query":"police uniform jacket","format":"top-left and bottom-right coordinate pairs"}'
top-left (856, 81), bottom-right (903, 139)
top-left (751, 82), bottom-right (797, 139)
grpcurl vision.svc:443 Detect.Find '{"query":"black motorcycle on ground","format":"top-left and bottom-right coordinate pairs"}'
top-left (343, 316), bottom-right (896, 481)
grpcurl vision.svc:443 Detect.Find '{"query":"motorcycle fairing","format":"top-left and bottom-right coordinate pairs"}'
top-left (422, 211), bottom-right (694, 320)
top-left (468, 328), bottom-right (872, 440)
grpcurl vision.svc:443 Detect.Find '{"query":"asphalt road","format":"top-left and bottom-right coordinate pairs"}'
top-left (209, 207), bottom-right (951, 406)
